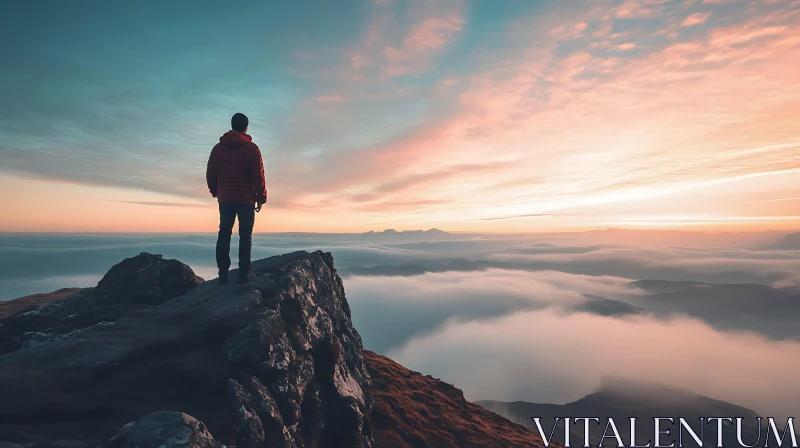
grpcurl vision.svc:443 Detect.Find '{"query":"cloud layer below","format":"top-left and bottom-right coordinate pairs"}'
top-left (385, 309), bottom-right (800, 420)
top-left (3, 230), bottom-right (800, 418)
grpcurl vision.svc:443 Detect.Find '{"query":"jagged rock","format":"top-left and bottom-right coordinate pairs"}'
top-left (0, 251), bottom-right (375, 448)
top-left (99, 411), bottom-right (224, 448)
top-left (73, 252), bottom-right (204, 309)
top-left (228, 377), bottom-right (295, 448)
top-left (0, 253), bottom-right (203, 355)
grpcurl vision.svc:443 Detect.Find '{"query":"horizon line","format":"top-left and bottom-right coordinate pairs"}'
top-left (0, 227), bottom-right (796, 236)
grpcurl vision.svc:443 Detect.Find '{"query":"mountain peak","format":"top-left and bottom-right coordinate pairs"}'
top-left (598, 375), bottom-right (693, 397)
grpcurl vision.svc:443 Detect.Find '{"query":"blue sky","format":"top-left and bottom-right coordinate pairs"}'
top-left (1, 0), bottom-right (798, 232)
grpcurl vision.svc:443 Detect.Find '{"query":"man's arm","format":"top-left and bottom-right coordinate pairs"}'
top-left (206, 146), bottom-right (218, 198)
top-left (248, 144), bottom-right (267, 205)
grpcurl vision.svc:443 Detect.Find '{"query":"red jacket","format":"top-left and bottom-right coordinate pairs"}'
top-left (206, 131), bottom-right (267, 205)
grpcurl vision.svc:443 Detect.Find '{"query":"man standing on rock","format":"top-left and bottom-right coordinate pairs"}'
top-left (206, 112), bottom-right (267, 284)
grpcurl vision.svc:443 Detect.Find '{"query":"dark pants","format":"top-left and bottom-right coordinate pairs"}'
top-left (216, 203), bottom-right (255, 276)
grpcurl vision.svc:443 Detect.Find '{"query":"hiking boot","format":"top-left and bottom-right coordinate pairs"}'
top-left (218, 272), bottom-right (230, 285)
top-left (237, 271), bottom-right (256, 283)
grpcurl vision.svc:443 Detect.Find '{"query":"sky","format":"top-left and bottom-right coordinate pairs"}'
top-left (0, 0), bottom-right (798, 233)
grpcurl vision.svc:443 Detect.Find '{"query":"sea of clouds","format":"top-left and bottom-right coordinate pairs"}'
top-left (1, 229), bottom-right (799, 418)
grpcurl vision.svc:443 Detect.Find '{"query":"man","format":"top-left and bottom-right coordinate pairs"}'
top-left (206, 112), bottom-right (267, 284)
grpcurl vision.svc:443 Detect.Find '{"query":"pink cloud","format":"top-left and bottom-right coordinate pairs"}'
top-left (340, 0), bottom-right (467, 79)
top-left (682, 12), bottom-right (711, 26)
top-left (314, 94), bottom-right (345, 104)
top-left (549, 22), bottom-right (589, 41)
top-left (382, 14), bottom-right (465, 76)
top-left (614, 0), bottom-right (660, 18)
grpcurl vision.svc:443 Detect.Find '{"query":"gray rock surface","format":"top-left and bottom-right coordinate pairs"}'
top-left (99, 412), bottom-right (224, 448)
top-left (0, 251), bottom-right (375, 448)
top-left (0, 253), bottom-right (203, 355)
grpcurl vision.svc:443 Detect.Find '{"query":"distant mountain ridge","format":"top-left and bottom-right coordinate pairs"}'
top-left (479, 376), bottom-right (765, 447)
top-left (357, 228), bottom-right (461, 242)
top-left (765, 231), bottom-right (800, 250)
top-left (361, 228), bottom-right (450, 236)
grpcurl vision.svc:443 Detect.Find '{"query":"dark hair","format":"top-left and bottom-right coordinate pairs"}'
top-left (231, 113), bottom-right (249, 132)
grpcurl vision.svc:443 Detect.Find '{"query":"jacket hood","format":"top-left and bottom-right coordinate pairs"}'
top-left (219, 130), bottom-right (252, 148)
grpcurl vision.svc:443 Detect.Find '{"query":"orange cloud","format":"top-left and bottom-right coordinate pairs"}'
top-left (682, 12), bottom-right (711, 26)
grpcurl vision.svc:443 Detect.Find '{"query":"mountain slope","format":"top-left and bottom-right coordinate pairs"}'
top-left (479, 376), bottom-right (763, 447)
top-left (365, 350), bottom-right (546, 448)
top-left (0, 287), bottom-right (82, 319)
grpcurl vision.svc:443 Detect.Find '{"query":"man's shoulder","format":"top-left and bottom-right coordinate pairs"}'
top-left (244, 141), bottom-right (261, 154)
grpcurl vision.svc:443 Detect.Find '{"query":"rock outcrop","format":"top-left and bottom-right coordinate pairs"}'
top-left (0, 253), bottom-right (202, 355)
top-left (98, 411), bottom-right (225, 448)
top-left (0, 251), bottom-right (375, 447)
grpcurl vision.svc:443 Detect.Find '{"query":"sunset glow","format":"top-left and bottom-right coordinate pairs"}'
top-left (1, 0), bottom-right (798, 233)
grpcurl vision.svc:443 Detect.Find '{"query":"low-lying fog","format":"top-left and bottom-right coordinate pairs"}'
top-left (2, 229), bottom-right (799, 418)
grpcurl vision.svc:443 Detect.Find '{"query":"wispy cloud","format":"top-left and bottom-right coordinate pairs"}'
top-left (113, 201), bottom-right (211, 209)
top-left (682, 12), bottom-right (711, 26)
top-left (314, 95), bottom-right (345, 104)
top-left (742, 197), bottom-right (800, 204)
top-left (350, 0), bottom-right (467, 77)
top-left (479, 213), bottom-right (573, 221)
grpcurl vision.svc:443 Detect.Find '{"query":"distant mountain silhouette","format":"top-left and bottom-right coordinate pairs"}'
top-left (631, 279), bottom-right (710, 293)
top-left (631, 279), bottom-right (800, 340)
top-left (338, 250), bottom-right (787, 286)
top-left (576, 294), bottom-right (645, 316)
top-left (479, 376), bottom-right (765, 447)
top-left (764, 231), bottom-right (800, 250)
top-left (362, 228), bottom-right (450, 236)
